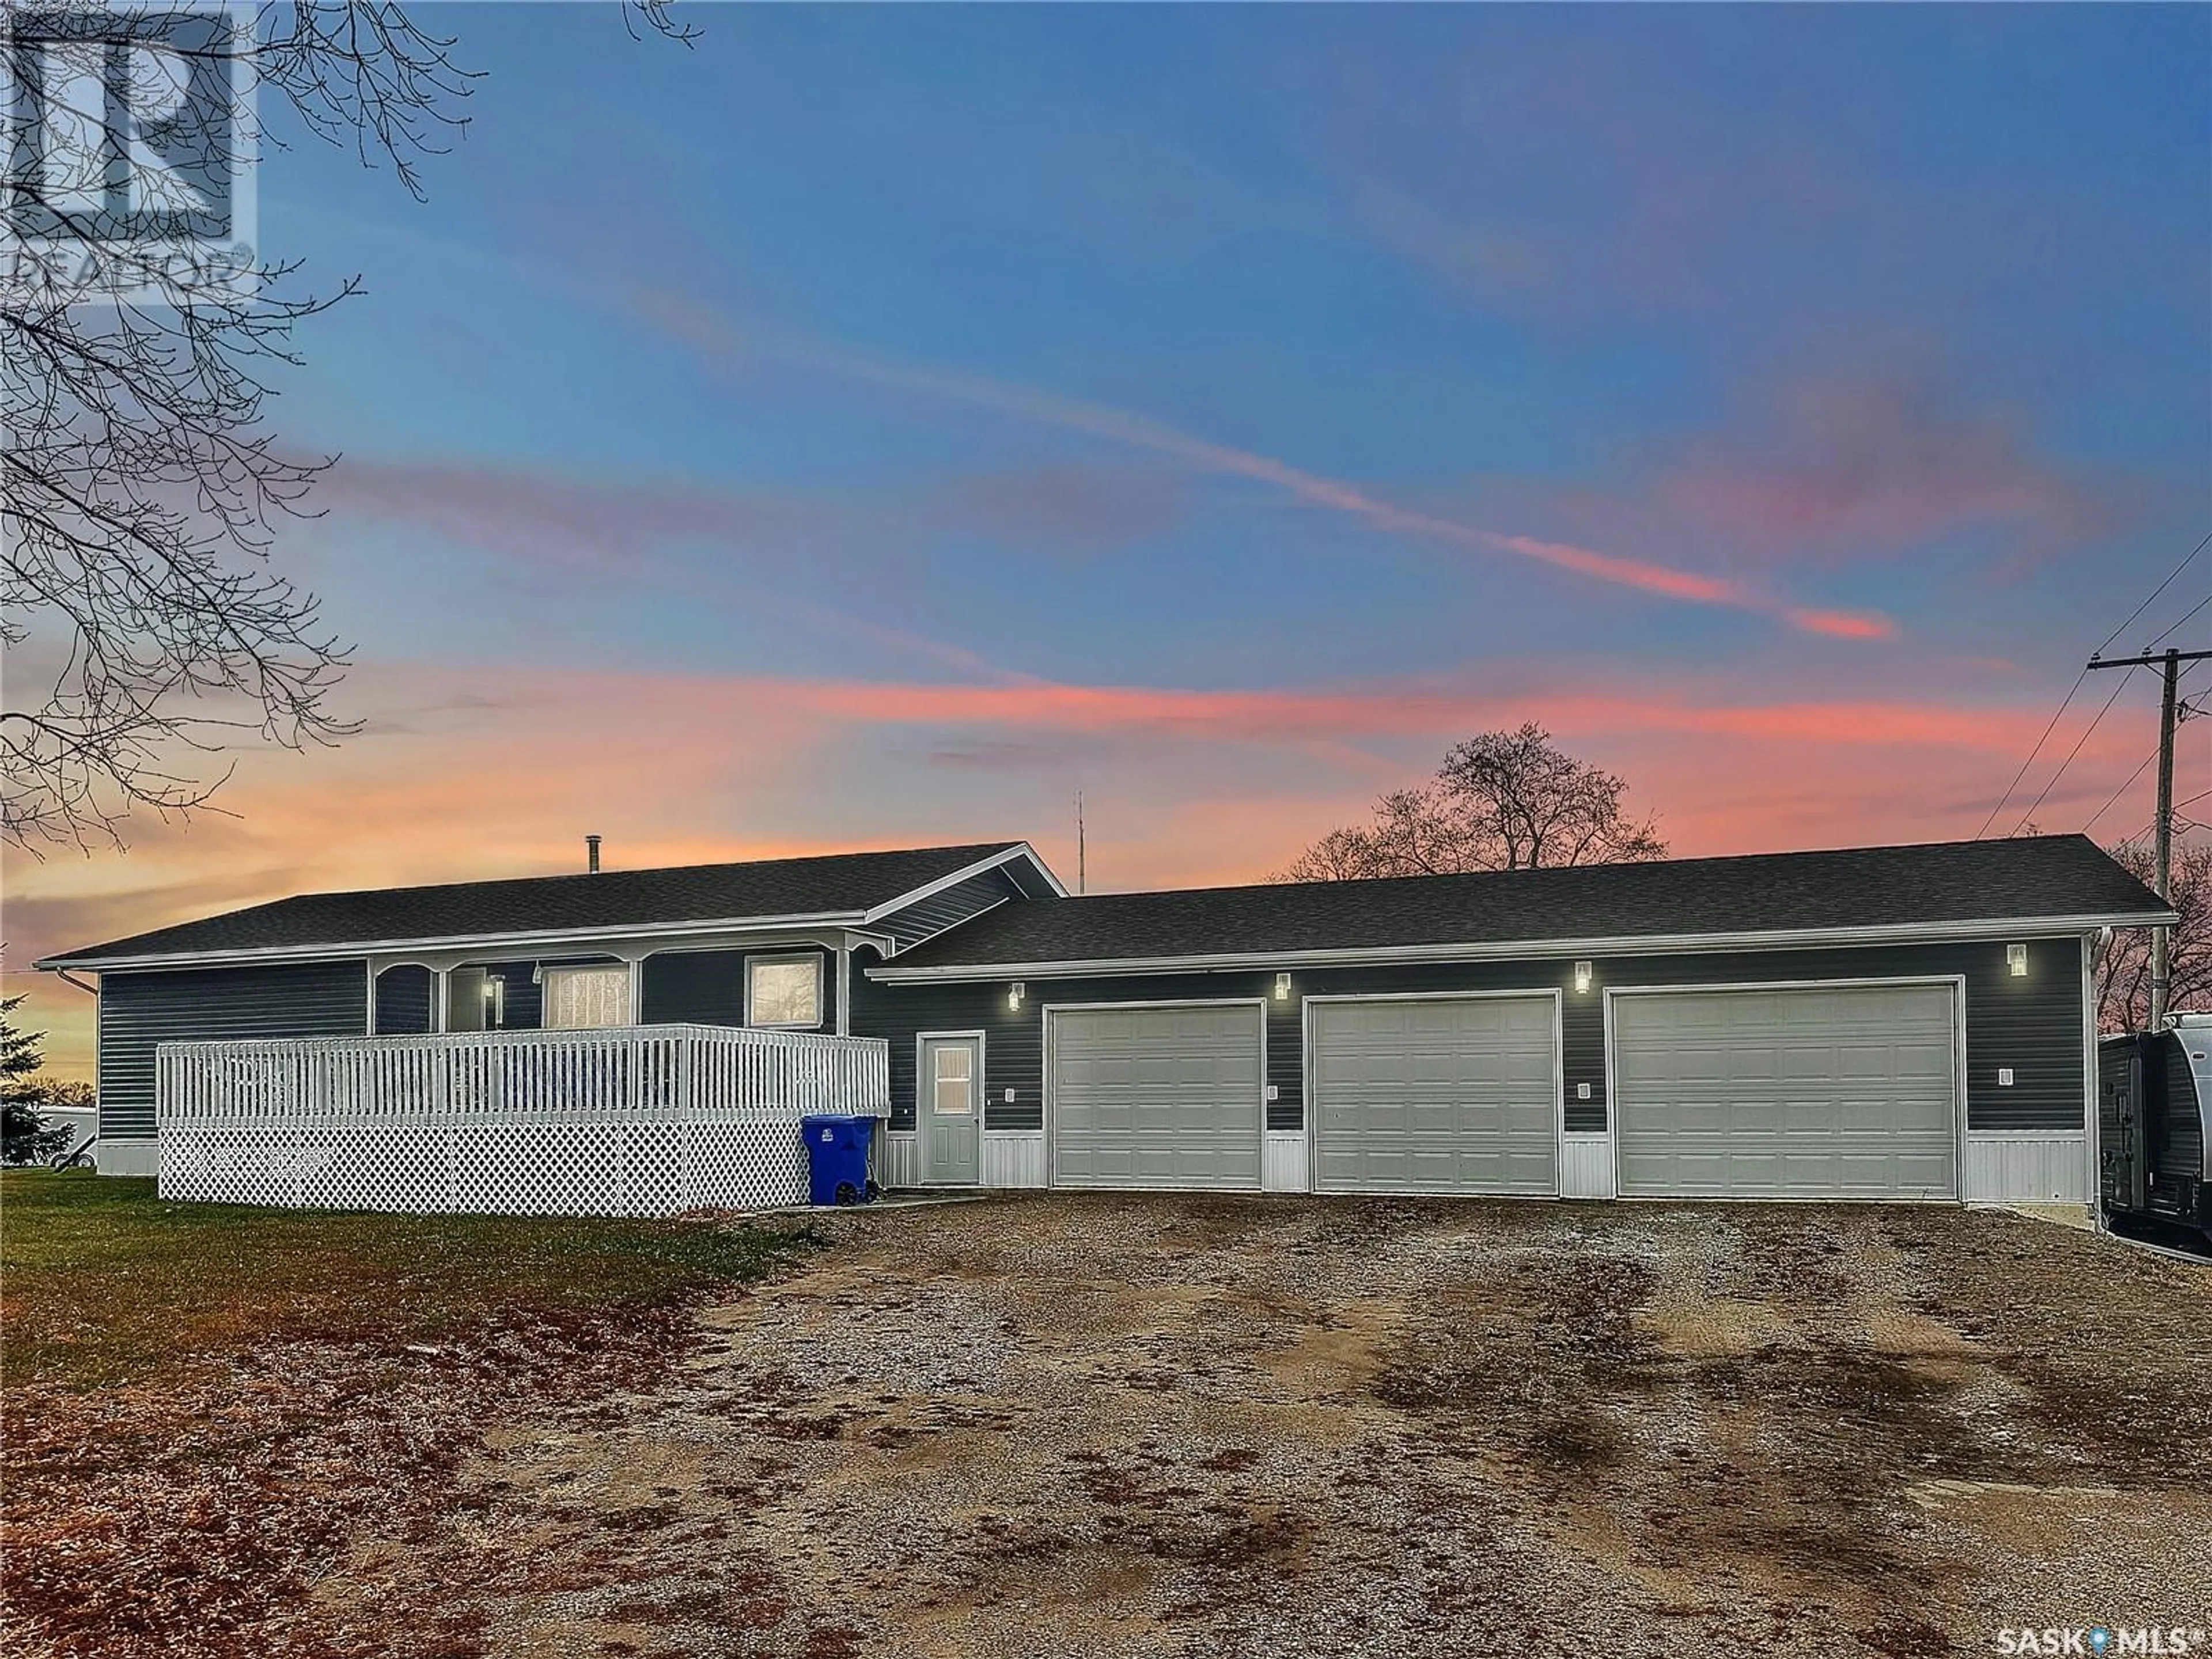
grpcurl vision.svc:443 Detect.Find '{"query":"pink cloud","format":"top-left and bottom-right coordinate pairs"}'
top-left (626, 287), bottom-right (1899, 641)
top-left (1652, 372), bottom-right (2137, 567)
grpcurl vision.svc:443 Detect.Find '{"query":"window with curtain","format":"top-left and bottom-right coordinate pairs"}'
top-left (541, 964), bottom-right (632, 1030)
top-left (746, 954), bottom-right (821, 1028)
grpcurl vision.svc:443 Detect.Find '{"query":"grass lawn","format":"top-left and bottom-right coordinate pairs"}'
top-left (1, 1170), bottom-right (817, 1659)
top-left (2, 1169), bottom-right (816, 1391)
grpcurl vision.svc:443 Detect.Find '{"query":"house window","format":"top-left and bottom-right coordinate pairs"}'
top-left (542, 964), bottom-right (632, 1030)
top-left (746, 953), bottom-right (822, 1028)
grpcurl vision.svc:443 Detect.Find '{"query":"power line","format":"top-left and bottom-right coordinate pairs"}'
top-left (2145, 588), bottom-right (2212, 651)
top-left (2096, 529), bottom-right (2211, 656)
top-left (2010, 664), bottom-right (2137, 836)
top-left (1978, 531), bottom-right (2209, 839)
top-left (1976, 663), bottom-right (2092, 838)
top-left (2117, 787), bottom-right (2212, 847)
top-left (2084, 745), bottom-right (2160, 835)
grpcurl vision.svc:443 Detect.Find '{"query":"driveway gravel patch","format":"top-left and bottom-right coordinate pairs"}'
top-left (332, 1195), bottom-right (2211, 1658)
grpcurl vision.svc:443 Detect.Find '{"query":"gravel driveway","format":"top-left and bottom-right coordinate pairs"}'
top-left (342, 1195), bottom-right (2212, 1658)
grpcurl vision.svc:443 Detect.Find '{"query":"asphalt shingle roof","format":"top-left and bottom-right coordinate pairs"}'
top-left (44, 843), bottom-right (1024, 965)
top-left (882, 835), bottom-right (2169, 973)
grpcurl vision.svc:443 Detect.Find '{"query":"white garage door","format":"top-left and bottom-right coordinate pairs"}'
top-left (1611, 983), bottom-right (1959, 1199)
top-left (1309, 995), bottom-right (1559, 1195)
top-left (1048, 1003), bottom-right (1263, 1190)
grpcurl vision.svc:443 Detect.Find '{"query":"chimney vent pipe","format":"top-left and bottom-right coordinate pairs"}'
top-left (585, 834), bottom-right (602, 873)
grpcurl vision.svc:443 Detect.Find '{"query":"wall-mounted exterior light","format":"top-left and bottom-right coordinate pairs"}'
top-left (1007, 980), bottom-right (1026, 1011)
top-left (2006, 944), bottom-right (2028, 978)
top-left (1573, 961), bottom-right (1593, 994)
top-left (1274, 972), bottom-right (1292, 1001)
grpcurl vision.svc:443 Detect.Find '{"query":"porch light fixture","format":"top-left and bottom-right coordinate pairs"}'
top-left (2006, 943), bottom-right (2028, 978)
top-left (1007, 981), bottom-right (1026, 1012)
top-left (1573, 961), bottom-right (1593, 994)
top-left (1274, 972), bottom-right (1291, 1001)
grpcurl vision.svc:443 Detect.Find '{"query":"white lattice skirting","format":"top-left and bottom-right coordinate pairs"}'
top-left (156, 1023), bottom-right (889, 1217)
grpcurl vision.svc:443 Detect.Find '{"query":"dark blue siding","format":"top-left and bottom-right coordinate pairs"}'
top-left (99, 960), bottom-right (368, 1139)
top-left (877, 867), bottom-right (1024, 950)
top-left (853, 937), bottom-right (2088, 1137)
top-left (473, 959), bottom-right (547, 1029)
top-left (639, 946), bottom-right (838, 1031)
top-left (373, 965), bottom-right (433, 1035)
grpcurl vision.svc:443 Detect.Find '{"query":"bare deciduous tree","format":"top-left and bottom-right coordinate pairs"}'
top-left (2, 3), bottom-right (689, 852)
top-left (1276, 724), bottom-right (1668, 881)
top-left (2094, 836), bottom-right (2211, 1033)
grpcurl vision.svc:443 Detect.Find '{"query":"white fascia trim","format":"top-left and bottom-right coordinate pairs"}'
top-left (39, 911), bottom-right (871, 974)
top-left (1007, 842), bottom-right (1071, 899)
top-left (864, 911), bottom-right (2176, 984)
top-left (858, 843), bottom-right (1067, 926)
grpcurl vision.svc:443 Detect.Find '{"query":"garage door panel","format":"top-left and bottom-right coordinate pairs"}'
top-left (1614, 984), bottom-right (1958, 1200)
top-left (1050, 1004), bottom-right (1263, 1191)
top-left (1310, 995), bottom-right (1559, 1196)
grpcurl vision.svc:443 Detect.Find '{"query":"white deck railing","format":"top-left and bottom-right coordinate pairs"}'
top-left (154, 1023), bottom-right (889, 1216)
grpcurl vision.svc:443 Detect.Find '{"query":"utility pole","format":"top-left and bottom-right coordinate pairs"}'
top-left (1074, 791), bottom-right (1086, 895)
top-left (2086, 646), bottom-right (2212, 1027)
top-left (2155, 652), bottom-right (2179, 1027)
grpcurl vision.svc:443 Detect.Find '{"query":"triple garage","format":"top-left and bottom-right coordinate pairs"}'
top-left (1042, 980), bottom-right (1967, 1202)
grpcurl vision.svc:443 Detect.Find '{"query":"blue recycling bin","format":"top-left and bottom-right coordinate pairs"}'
top-left (800, 1113), bottom-right (878, 1206)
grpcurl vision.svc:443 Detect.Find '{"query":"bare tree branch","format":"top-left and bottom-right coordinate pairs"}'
top-left (2, 3), bottom-right (696, 851)
top-left (1273, 724), bottom-right (1668, 881)
top-left (2094, 836), bottom-right (2211, 1033)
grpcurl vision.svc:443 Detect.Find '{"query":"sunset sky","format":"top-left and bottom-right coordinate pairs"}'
top-left (7, 4), bottom-right (2210, 1078)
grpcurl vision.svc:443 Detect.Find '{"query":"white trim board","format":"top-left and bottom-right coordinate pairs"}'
top-left (1963, 1132), bottom-right (2090, 1204)
top-left (1560, 1134), bottom-right (1617, 1200)
top-left (980, 1130), bottom-right (1047, 1190)
top-left (865, 914), bottom-right (2168, 983)
top-left (860, 843), bottom-right (1067, 925)
top-left (1261, 1129), bottom-right (1309, 1194)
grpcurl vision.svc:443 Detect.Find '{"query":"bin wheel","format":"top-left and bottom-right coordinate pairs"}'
top-left (834, 1180), bottom-right (863, 1206)
top-left (865, 1179), bottom-right (882, 1201)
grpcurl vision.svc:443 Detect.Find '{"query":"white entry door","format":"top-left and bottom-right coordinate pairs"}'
top-left (921, 1035), bottom-right (982, 1185)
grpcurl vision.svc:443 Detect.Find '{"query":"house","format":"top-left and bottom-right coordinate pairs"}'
top-left (41, 842), bottom-right (1063, 1178)
top-left (38, 833), bottom-right (2171, 1207)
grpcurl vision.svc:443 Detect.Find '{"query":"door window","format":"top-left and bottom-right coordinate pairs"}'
top-left (932, 1044), bottom-right (974, 1115)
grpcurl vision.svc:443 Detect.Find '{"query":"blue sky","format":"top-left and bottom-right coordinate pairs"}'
top-left (12, 2), bottom-right (2211, 1072)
